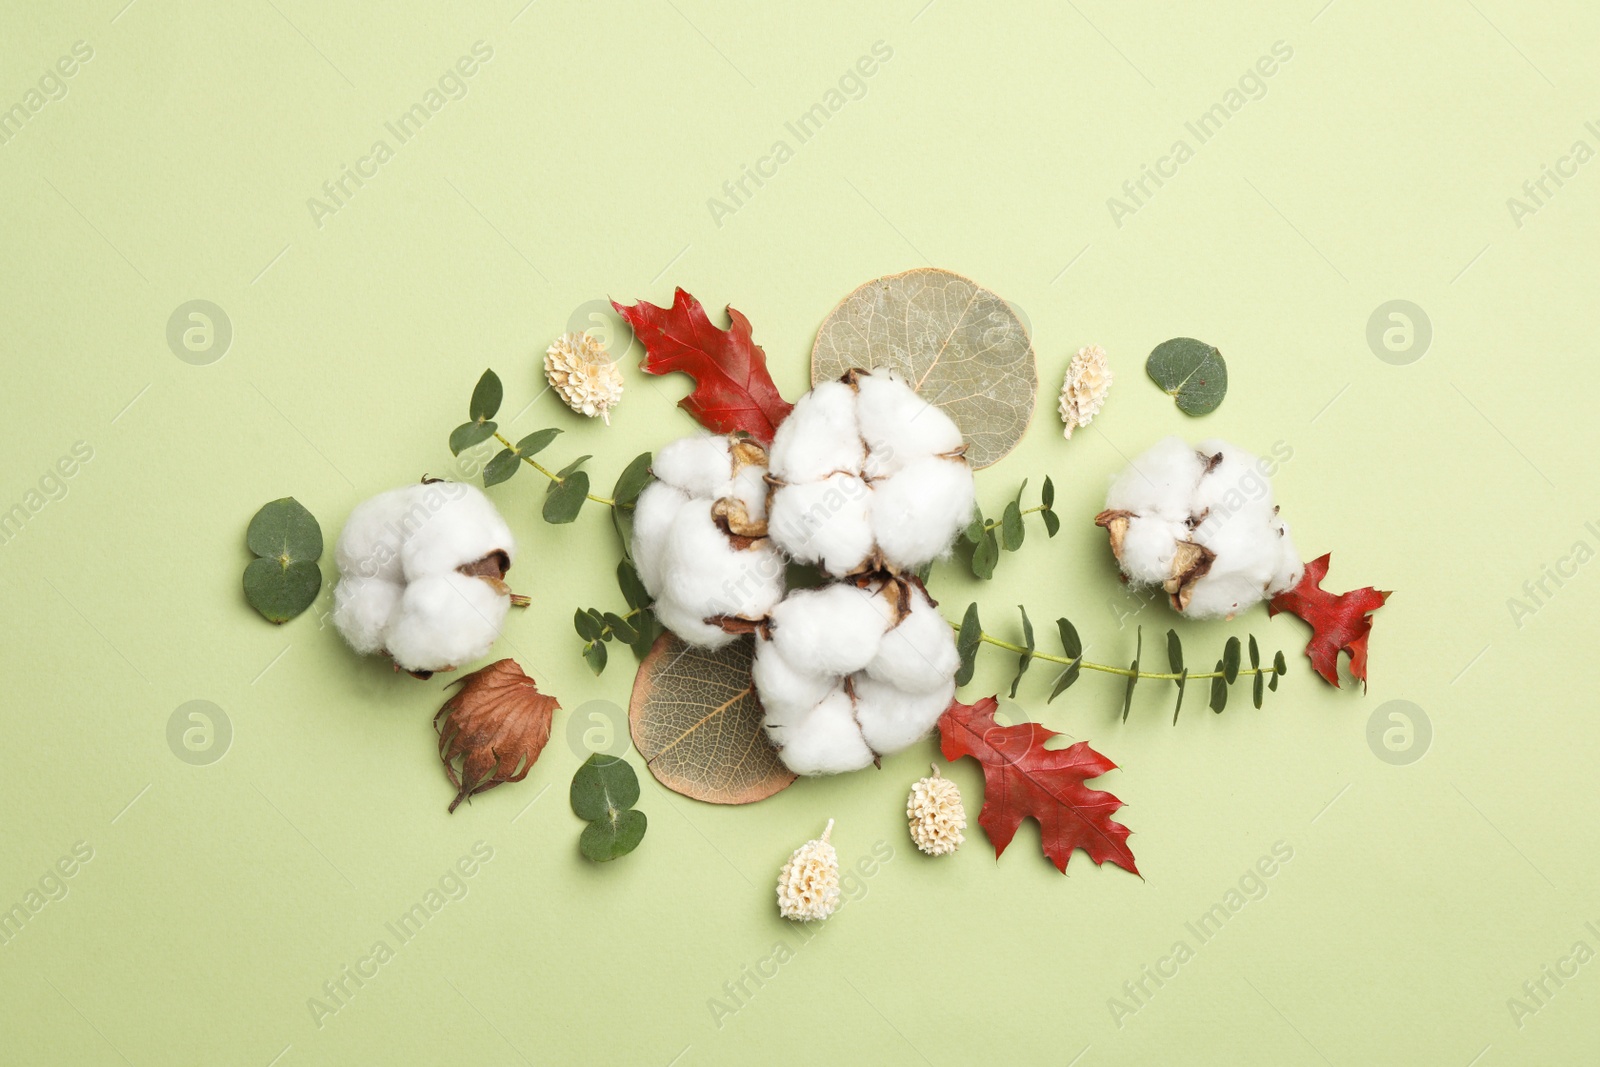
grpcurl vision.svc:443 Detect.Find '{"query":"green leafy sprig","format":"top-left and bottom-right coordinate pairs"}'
top-left (960, 476), bottom-right (1060, 580)
top-left (952, 604), bottom-right (1287, 721)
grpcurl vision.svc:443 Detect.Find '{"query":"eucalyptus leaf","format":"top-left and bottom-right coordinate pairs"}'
top-left (810, 268), bottom-right (1037, 469)
top-left (1166, 629), bottom-right (1183, 674)
top-left (1210, 663), bottom-right (1228, 713)
top-left (603, 612), bottom-right (639, 644)
top-left (1009, 605), bottom-right (1035, 699)
top-left (1273, 650), bottom-right (1287, 691)
top-left (579, 808), bottom-right (646, 862)
top-left (244, 556), bottom-right (321, 624)
top-left (963, 508), bottom-right (986, 545)
top-left (1121, 627), bottom-right (1141, 722)
top-left (570, 753), bottom-right (641, 820)
top-left (450, 420), bottom-right (497, 456)
top-left (482, 448), bottom-right (521, 487)
top-left (514, 428), bottom-right (562, 458)
top-left (1173, 669), bottom-right (1188, 725)
top-left (470, 369), bottom-right (503, 421)
top-left (556, 454), bottom-right (592, 479)
top-left (1223, 637), bottom-right (1241, 684)
top-left (1253, 670), bottom-right (1265, 709)
top-left (246, 497), bottom-right (322, 562)
top-left (611, 451), bottom-right (653, 507)
top-left (955, 602), bottom-right (982, 687)
top-left (971, 528), bottom-right (1000, 579)
top-left (1248, 634), bottom-right (1260, 671)
top-left (1057, 617), bottom-right (1082, 660)
top-left (1047, 657), bottom-right (1082, 703)
top-left (1001, 500), bottom-right (1025, 551)
top-left (1147, 337), bottom-right (1228, 416)
top-left (618, 561), bottom-right (651, 610)
top-left (574, 609), bottom-right (603, 641)
top-left (583, 641), bottom-right (608, 675)
top-left (628, 611), bottom-right (662, 662)
top-left (544, 471), bottom-right (589, 523)
top-left (1041, 476), bottom-right (1054, 509)
top-left (1042, 509), bottom-right (1060, 538)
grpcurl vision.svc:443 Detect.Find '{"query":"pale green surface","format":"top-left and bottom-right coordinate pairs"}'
top-left (2, 0), bottom-right (1597, 1063)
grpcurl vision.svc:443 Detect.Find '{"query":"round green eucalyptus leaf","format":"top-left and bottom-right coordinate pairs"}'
top-left (611, 451), bottom-right (653, 507)
top-left (543, 471), bottom-right (589, 523)
top-left (579, 808), bottom-right (646, 862)
top-left (246, 497), bottom-right (322, 562)
top-left (243, 556), bottom-right (321, 624)
top-left (1146, 337), bottom-right (1228, 415)
top-left (570, 753), bottom-right (640, 821)
top-left (450, 420), bottom-right (497, 456)
top-left (470, 369), bottom-right (503, 421)
top-left (482, 447), bottom-right (521, 487)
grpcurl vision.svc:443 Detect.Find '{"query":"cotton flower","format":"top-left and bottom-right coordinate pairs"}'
top-left (766, 369), bottom-right (974, 577)
top-left (1058, 344), bottom-right (1112, 439)
top-left (1096, 436), bottom-right (1302, 619)
top-left (755, 577), bottom-right (959, 776)
top-left (630, 434), bottom-right (785, 648)
top-left (907, 766), bottom-right (965, 856)
top-left (776, 819), bottom-right (841, 921)
top-left (331, 481), bottom-right (517, 674)
top-left (545, 331), bottom-right (623, 424)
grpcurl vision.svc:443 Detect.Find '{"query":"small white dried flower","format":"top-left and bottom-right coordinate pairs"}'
top-left (544, 331), bottom-right (623, 424)
top-left (907, 765), bottom-right (965, 856)
top-left (1058, 343), bottom-right (1112, 439)
top-left (776, 819), bottom-right (841, 922)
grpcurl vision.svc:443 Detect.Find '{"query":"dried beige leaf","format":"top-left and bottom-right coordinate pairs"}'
top-left (811, 269), bottom-right (1037, 469)
top-left (1058, 344), bottom-right (1112, 438)
top-left (628, 633), bottom-right (796, 804)
top-left (434, 659), bottom-right (559, 813)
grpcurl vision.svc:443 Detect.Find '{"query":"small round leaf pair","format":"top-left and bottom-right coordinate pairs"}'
top-left (1147, 338), bottom-right (1228, 415)
top-left (571, 754), bottom-right (646, 861)
top-left (243, 497), bottom-right (322, 624)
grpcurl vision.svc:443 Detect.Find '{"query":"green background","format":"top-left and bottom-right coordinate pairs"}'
top-left (2, 0), bottom-right (1595, 1062)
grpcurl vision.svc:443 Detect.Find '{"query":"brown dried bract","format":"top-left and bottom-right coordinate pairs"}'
top-left (1094, 509), bottom-right (1133, 558)
top-left (434, 658), bottom-right (559, 813)
top-left (1164, 541), bottom-right (1217, 613)
top-left (456, 550), bottom-right (513, 597)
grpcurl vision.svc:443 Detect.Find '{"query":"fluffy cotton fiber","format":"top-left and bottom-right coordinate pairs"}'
top-left (1097, 436), bottom-right (1302, 620)
top-left (331, 481), bottom-right (515, 673)
top-left (630, 434), bottom-right (786, 648)
top-left (756, 578), bottom-right (958, 775)
top-left (767, 369), bottom-right (974, 576)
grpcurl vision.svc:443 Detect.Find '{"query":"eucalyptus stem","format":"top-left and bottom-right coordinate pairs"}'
top-left (949, 622), bottom-right (1282, 682)
top-left (493, 431), bottom-right (616, 507)
top-left (979, 504), bottom-right (1047, 533)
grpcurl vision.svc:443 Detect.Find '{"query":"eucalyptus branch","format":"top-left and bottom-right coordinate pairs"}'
top-left (492, 430), bottom-right (615, 506)
top-left (963, 476), bottom-right (1060, 579)
top-left (948, 601), bottom-right (1290, 720)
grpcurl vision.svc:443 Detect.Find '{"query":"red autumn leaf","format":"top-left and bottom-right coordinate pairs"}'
top-left (434, 658), bottom-right (559, 813)
top-left (938, 696), bottom-right (1138, 876)
top-left (1268, 553), bottom-right (1391, 689)
top-left (612, 288), bottom-right (793, 445)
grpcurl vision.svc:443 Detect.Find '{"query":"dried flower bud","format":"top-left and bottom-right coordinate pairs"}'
top-left (545, 331), bottom-right (623, 424)
top-left (776, 819), bottom-right (840, 921)
top-left (907, 765), bottom-right (966, 855)
top-left (1058, 343), bottom-right (1112, 439)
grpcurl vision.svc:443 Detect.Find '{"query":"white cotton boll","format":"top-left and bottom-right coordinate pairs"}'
top-left (631, 482), bottom-right (690, 599)
top-left (767, 473), bottom-right (875, 576)
top-left (1270, 520), bottom-right (1304, 593)
top-left (768, 381), bottom-right (864, 483)
top-left (1117, 514), bottom-right (1189, 586)
top-left (1192, 440), bottom-right (1278, 526)
top-left (1182, 570), bottom-right (1276, 621)
top-left (656, 500), bottom-right (785, 648)
top-left (754, 637), bottom-right (839, 738)
top-left (384, 573), bottom-right (509, 672)
top-left (864, 592), bottom-right (960, 693)
top-left (1106, 435), bottom-right (1205, 520)
top-left (777, 689), bottom-right (876, 776)
top-left (652, 434), bottom-right (733, 498)
top-left (851, 674), bottom-right (955, 756)
top-left (400, 483), bottom-right (516, 581)
top-left (769, 583), bottom-right (893, 677)
top-left (334, 484), bottom-right (428, 582)
top-left (855, 370), bottom-right (965, 475)
top-left (869, 457), bottom-right (975, 571)
top-left (331, 576), bottom-right (404, 655)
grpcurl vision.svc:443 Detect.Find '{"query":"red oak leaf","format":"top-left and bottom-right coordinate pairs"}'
top-left (612, 288), bottom-right (793, 445)
top-left (1268, 553), bottom-right (1391, 689)
top-left (938, 696), bottom-right (1138, 876)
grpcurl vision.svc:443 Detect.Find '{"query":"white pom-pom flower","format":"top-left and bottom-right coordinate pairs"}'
top-left (331, 481), bottom-right (518, 674)
top-left (1058, 343), bottom-right (1112, 439)
top-left (1096, 436), bottom-right (1302, 619)
top-left (755, 577), bottom-right (959, 776)
top-left (776, 819), bottom-right (841, 922)
top-left (544, 331), bottom-right (623, 424)
top-left (907, 765), bottom-right (966, 856)
top-left (767, 369), bottom-right (974, 577)
top-left (630, 434), bottom-right (785, 649)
